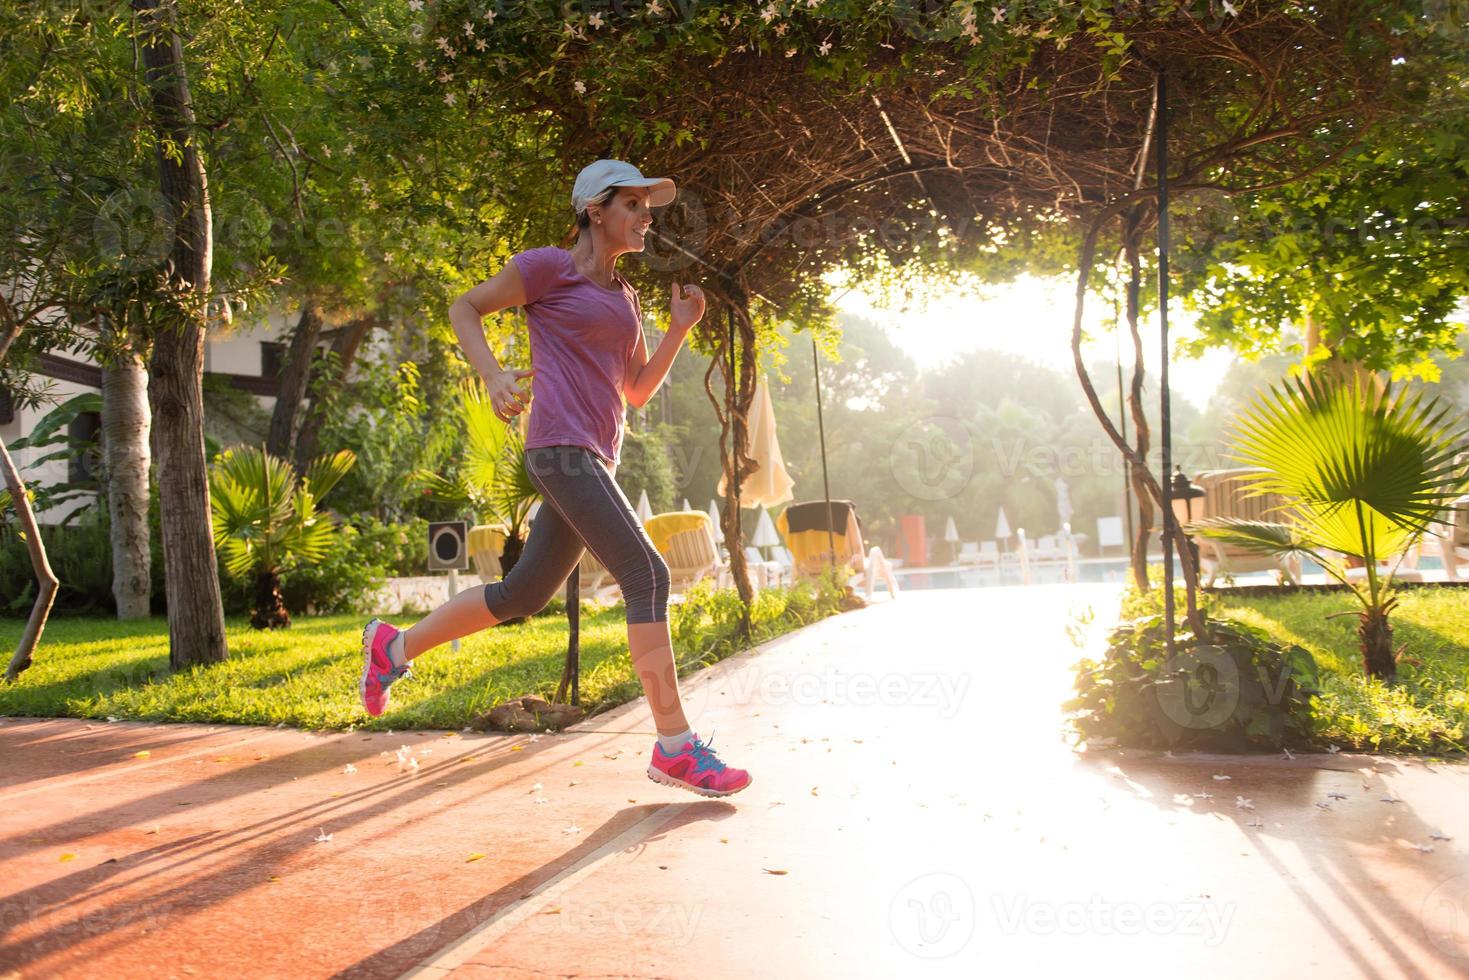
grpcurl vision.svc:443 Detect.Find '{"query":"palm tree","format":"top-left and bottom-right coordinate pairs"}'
top-left (209, 445), bottom-right (356, 629)
top-left (1187, 373), bottom-right (1469, 682)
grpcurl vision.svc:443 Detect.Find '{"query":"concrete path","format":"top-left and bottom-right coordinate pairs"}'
top-left (3, 584), bottom-right (1468, 978)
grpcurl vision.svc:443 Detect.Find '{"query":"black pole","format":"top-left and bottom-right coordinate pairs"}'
top-left (566, 563), bottom-right (580, 706)
top-left (1155, 68), bottom-right (1176, 658)
top-left (1114, 282), bottom-right (1133, 558)
top-left (812, 335), bottom-right (837, 571)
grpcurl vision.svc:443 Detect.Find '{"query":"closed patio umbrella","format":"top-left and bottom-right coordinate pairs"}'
top-left (752, 505), bottom-right (780, 558)
top-left (717, 373), bottom-right (795, 508)
top-left (706, 498), bottom-right (724, 544)
top-left (996, 506), bottom-right (1012, 556)
top-left (681, 497), bottom-right (692, 512)
top-left (635, 488), bottom-right (653, 525)
top-left (943, 514), bottom-right (959, 564)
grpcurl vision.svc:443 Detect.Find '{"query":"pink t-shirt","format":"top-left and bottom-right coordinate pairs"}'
top-left (511, 246), bottom-right (643, 466)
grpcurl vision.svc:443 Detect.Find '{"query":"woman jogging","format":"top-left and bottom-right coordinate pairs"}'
top-left (357, 159), bottom-right (751, 798)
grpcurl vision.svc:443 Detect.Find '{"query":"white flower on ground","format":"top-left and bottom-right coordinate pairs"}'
top-left (463, 20), bottom-right (474, 36)
top-left (992, 5), bottom-right (1007, 24)
top-left (1327, 743), bottom-right (1341, 753)
top-left (343, 763), bottom-right (358, 775)
top-left (1212, 773), bottom-right (1231, 781)
top-left (1235, 796), bottom-right (1255, 810)
top-left (414, 58), bottom-right (427, 73)
top-left (761, 4), bottom-right (777, 23)
top-left (562, 824), bottom-right (581, 835)
top-left (1430, 830), bottom-right (1453, 841)
top-left (589, 12), bottom-right (603, 28)
top-left (530, 782), bottom-right (543, 793)
top-left (1194, 790), bottom-right (1214, 800)
top-left (1223, 0), bottom-right (1239, 15)
top-left (315, 828), bottom-right (333, 843)
top-left (818, 39), bottom-right (831, 55)
top-left (444, 92), bottom-right (456, 106)
top-left (574, 80), bottom-right (586, 94)
top-left (785, 47), bottom-right (796, 57)
top-left (483, 8), bottom-right (496, 21)
top-left (475, 37), bottom-right (486, 50)
top-left (408, 0), bottom-right (422, 10)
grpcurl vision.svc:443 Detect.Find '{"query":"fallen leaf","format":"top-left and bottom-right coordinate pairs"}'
top-left (461, 755), bottom-right (478, 763)
top-left (268, 875), bottom-right (280, 882)
top-left (60, 853), bottom-right (78, 862)
top-left (573, 761), bottom-right (584, 767)
top-left (1430, 830), bottom-right (1453, 841)
top-left (144, 826), bottom-right (159, 835)
top-left (539, 906), bottom-right (561, 914)
top-left (510, 745), bottom-right (525, 752)
top-left (568, 780), bottom-right (579, 787)
top-left (720, 838), bottom-right (729, 844)
top-left (134, 750), bottom-right (151, 759)
top-left (810, 786), bottom-right (819, 796)
top-left (466, 852), bottom-right (486, 862)
top-left (762, 868), bottom-right (788, 875)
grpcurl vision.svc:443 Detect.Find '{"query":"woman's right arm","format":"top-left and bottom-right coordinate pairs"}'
top-left (449, 259), bottom-right (535, 421)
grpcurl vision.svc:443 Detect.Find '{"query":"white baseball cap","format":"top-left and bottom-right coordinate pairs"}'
top-left (571, 159), bottom-right (676, 215)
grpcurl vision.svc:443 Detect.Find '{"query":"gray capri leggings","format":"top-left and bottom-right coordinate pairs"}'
top-left (483, 445), bottom-right (671, 625)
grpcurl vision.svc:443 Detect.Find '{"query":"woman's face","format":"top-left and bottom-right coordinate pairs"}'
top-left (590, 187), bottom-right (654, 254)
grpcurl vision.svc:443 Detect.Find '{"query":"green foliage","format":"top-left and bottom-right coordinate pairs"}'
top-left (4, 393), bottom-right (104, 520)
top-left (1067, 577), bottom-right (1323, 751)
top-left (1218, 587), bottom-right (1469, 754)
top-left (1189, 372), bottom-right (1469, 614)
top-left (209, 444), bottom-right (356, 579)
top-left (412, 378), bottom-right (539, 538)
top-left (0, 508), bottom-right (114, 616)
top-left (1176, 49), bottom-right (1469, 379)
top-left (617, 423), bottom-right (682, 515)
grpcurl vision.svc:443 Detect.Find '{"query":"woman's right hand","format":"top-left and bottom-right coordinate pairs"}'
top-left (487, 367), bottom-right (535, 422)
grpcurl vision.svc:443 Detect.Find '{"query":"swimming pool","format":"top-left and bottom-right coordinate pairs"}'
top-left (879, 555), bottom-right (1451, 591)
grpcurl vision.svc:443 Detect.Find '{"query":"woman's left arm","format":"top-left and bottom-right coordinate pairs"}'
top-left (626, 283), bottom-right (705, 409)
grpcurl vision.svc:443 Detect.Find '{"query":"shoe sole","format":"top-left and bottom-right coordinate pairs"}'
top-left (359, 618), bottom-right (384, 717)
top-left (646, 765), bottom-right (752, 798)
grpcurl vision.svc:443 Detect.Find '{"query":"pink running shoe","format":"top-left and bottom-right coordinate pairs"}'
top-left (359, 619), bottom-right (412, 717)
top-left (647, 731), bottom-right (752, 797)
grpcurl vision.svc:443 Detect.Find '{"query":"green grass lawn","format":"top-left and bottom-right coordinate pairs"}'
top-left (1213, 587), bottom-right (1469, 754)
top-left (0, 580), bottom-right (847, 731)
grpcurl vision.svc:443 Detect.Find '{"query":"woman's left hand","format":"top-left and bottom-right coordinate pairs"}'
top-left (670, 282), bottom-right (705, 332)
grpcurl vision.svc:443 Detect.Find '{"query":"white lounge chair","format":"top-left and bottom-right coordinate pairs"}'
top-left (1193, 468), bottom-right (1303, 586)
top-left (979, 540), bottom-right (999, 566)
top-left (957, 541), bottom-right (984, 565)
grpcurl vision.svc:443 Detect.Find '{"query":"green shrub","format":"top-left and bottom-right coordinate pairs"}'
top-left (0, 510), bottom-right (115, 617)
top-left (1066, 570), bottom-right (1323, 751)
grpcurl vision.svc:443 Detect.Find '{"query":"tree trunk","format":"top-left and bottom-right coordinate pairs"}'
top-left (1358, 607), bottom-right (1397, 682)
top-left (135, 0), bottom-right (228, 669)
top-left (1123, 223), bottom-right (1154, 594)
top-left (2, 435), bottom-right (60, 681)
top-left (1070, 205), bottom-right (1206, 639)
top-left (101, 322), bottom-right (153, 620)
top-left (294, 314), bottom-right (376, 470)
top-left (704, 299), bottom-right (758, 638)
top-left (251, 568), bottom-right (291, 630)
top-left (267, 303), bottom-right (323, 461)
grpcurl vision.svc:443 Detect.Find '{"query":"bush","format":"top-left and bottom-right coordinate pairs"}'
top-left (278, 517), bottom-right (430, 616)
top-left (1065, 570), bottom-right (1323, 751)
top-left (0, 509), bottom-right (115, 617)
